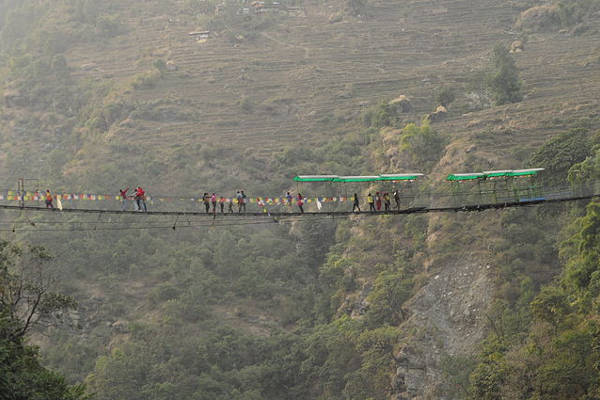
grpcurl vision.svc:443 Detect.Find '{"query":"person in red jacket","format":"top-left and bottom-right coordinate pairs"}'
top-left (135, 187), bottom-right (147, 212)
top-left (45, 190), bottom-right (54, 209)
top-left (119, 187), bottom-right (130, 211)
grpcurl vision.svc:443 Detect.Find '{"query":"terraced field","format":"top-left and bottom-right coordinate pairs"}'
top-left (65, 0), bottom-right (596, 164)
top-left (3, 0), bottom-right (598, 191)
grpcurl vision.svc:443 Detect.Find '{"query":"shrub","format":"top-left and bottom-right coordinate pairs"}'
top-left (398, 118), bottom-right (446, 170)
top-left (95, 15), bottom-right (126, 38)
top-left (436, 87), bottom-right (456, 108)
top-left (131, 70), bottom-right (161, 90)
top-left (363, 102), bottom-right (399, 129)
top-left (486, 44), bottom-right (522, 105)
top-left (240, 96), bottom-right (254, 113)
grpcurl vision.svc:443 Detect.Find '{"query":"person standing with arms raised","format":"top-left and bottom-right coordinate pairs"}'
top-left (119, 187), bottom-right (130, 211)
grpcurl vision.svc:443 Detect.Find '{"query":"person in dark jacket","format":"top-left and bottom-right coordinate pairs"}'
top-left (203, 193), bottom-right (210, 213)
top-left (352, 193), bottom-right (360, 212)
top-left (393, 190), bottom-right (401, 210)
top-left (297, 193), bottom-right (304, 213)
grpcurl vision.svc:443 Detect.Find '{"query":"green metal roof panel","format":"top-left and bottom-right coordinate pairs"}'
top-left (447, 173), bottom-right (484, 181)
top-left (294, 175), bottom-right (339, 182)
top-left (509, 168), bottom-right (544, 177)
top-left (483, 170), bottom-right (513, 178)
top-left (378, 173), bottom-right (424, 181)
top-left (333, 176), bottom-right (380, 182)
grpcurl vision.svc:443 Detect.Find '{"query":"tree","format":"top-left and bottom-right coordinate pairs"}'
top-left (0, 240), bottom-right (85, 400)
top-left (398, 118), bottom-right (446, 170)
top-left (529, 128), bottom-right (590, 186)
top-left (436, 87), bottom-right (456, 108)
top-left (0, 241), bottom-right (77, 339)
top-left (486, 44), bottom-right (522, 105)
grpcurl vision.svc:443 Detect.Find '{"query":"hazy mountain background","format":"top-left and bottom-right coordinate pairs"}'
top-left (1, 0), bottom-right (600, 398)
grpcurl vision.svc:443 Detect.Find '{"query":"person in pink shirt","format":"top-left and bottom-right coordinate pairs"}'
top-left (210, 193), bottom-right (217, 214)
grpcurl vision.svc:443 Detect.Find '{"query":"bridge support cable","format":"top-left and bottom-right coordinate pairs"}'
top-left (0, 193), bottom-right (599, 219)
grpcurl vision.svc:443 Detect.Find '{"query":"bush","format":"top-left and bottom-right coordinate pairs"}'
top-left (398, 118), bottom-right (446, 170)
top-left (436, 87), bottom-right (456, 108)
top-left (363, 102), bottom-right (399, 129)
top-left (240, 96), bottom-right (254, 113)
top-left (529, 127), bottom-right (590, 185)
top-left (96, 15), bottom-right (126, 38)
top-left (131, 70), bottom-right (161, 90)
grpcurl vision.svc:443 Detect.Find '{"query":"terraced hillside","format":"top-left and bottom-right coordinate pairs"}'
top-left (4, 0), bottom-right (598, 192)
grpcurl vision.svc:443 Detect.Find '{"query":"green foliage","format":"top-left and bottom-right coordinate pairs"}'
top-left (486, 44), bottom-right (522, 105)
top-left (568, 137), bottom-right (600, 185)
top-left (363, 102), bottom-right (400, 129)
top-left (438, 355), bottom-right (477, 399)
top-left (529, 127), bottom-right (591, 186)
top-left (468, 198), bottom-right (600, 398)
top-left (436, 87), bottom-right (456, 108)
top-left (556, 0), bottom-right (600, 28)
top-left (0, 240), bottom-right (86, 400)
top-left (346, 0), bottom-right (367, 16)
top-left (131, 69), bottom-right (162, 90)
top-left (398, 118), bottom-right (446, 170)
top-left (468, 337), bottom-right (508, 400)
top-left (95, 14), bottom-right (126, 38)
top-left (365, 268), bottom-right (413, 327)
top-left (240, 96), bottom-right (254, 113)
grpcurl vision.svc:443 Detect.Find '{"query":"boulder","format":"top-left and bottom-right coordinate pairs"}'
top-left (166, 60), bottom-right (178, 71)
top-left (80, 63), bottom-right (98, 71)
top-left (111, 320), bottom-right (129, 333)
top-left (328, 13), bottom-right (343, 23)
top-left (427, 105), bottom-right (447, 122)
top-left (510, 40), bottom-right (524, 53)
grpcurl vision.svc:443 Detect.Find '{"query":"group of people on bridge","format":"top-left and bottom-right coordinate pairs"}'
top-left (201, 191), bottom-right (249, 214)
top-left (353, 191), bottom-right (401, 213)
top-left (34, 187), bottom-right (403, 214)
top-left (119, 187), bottom-right (148, 212)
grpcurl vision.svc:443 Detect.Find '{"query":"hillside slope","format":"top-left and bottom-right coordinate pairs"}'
top-left (1, 0), bottom-right (600, 399)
